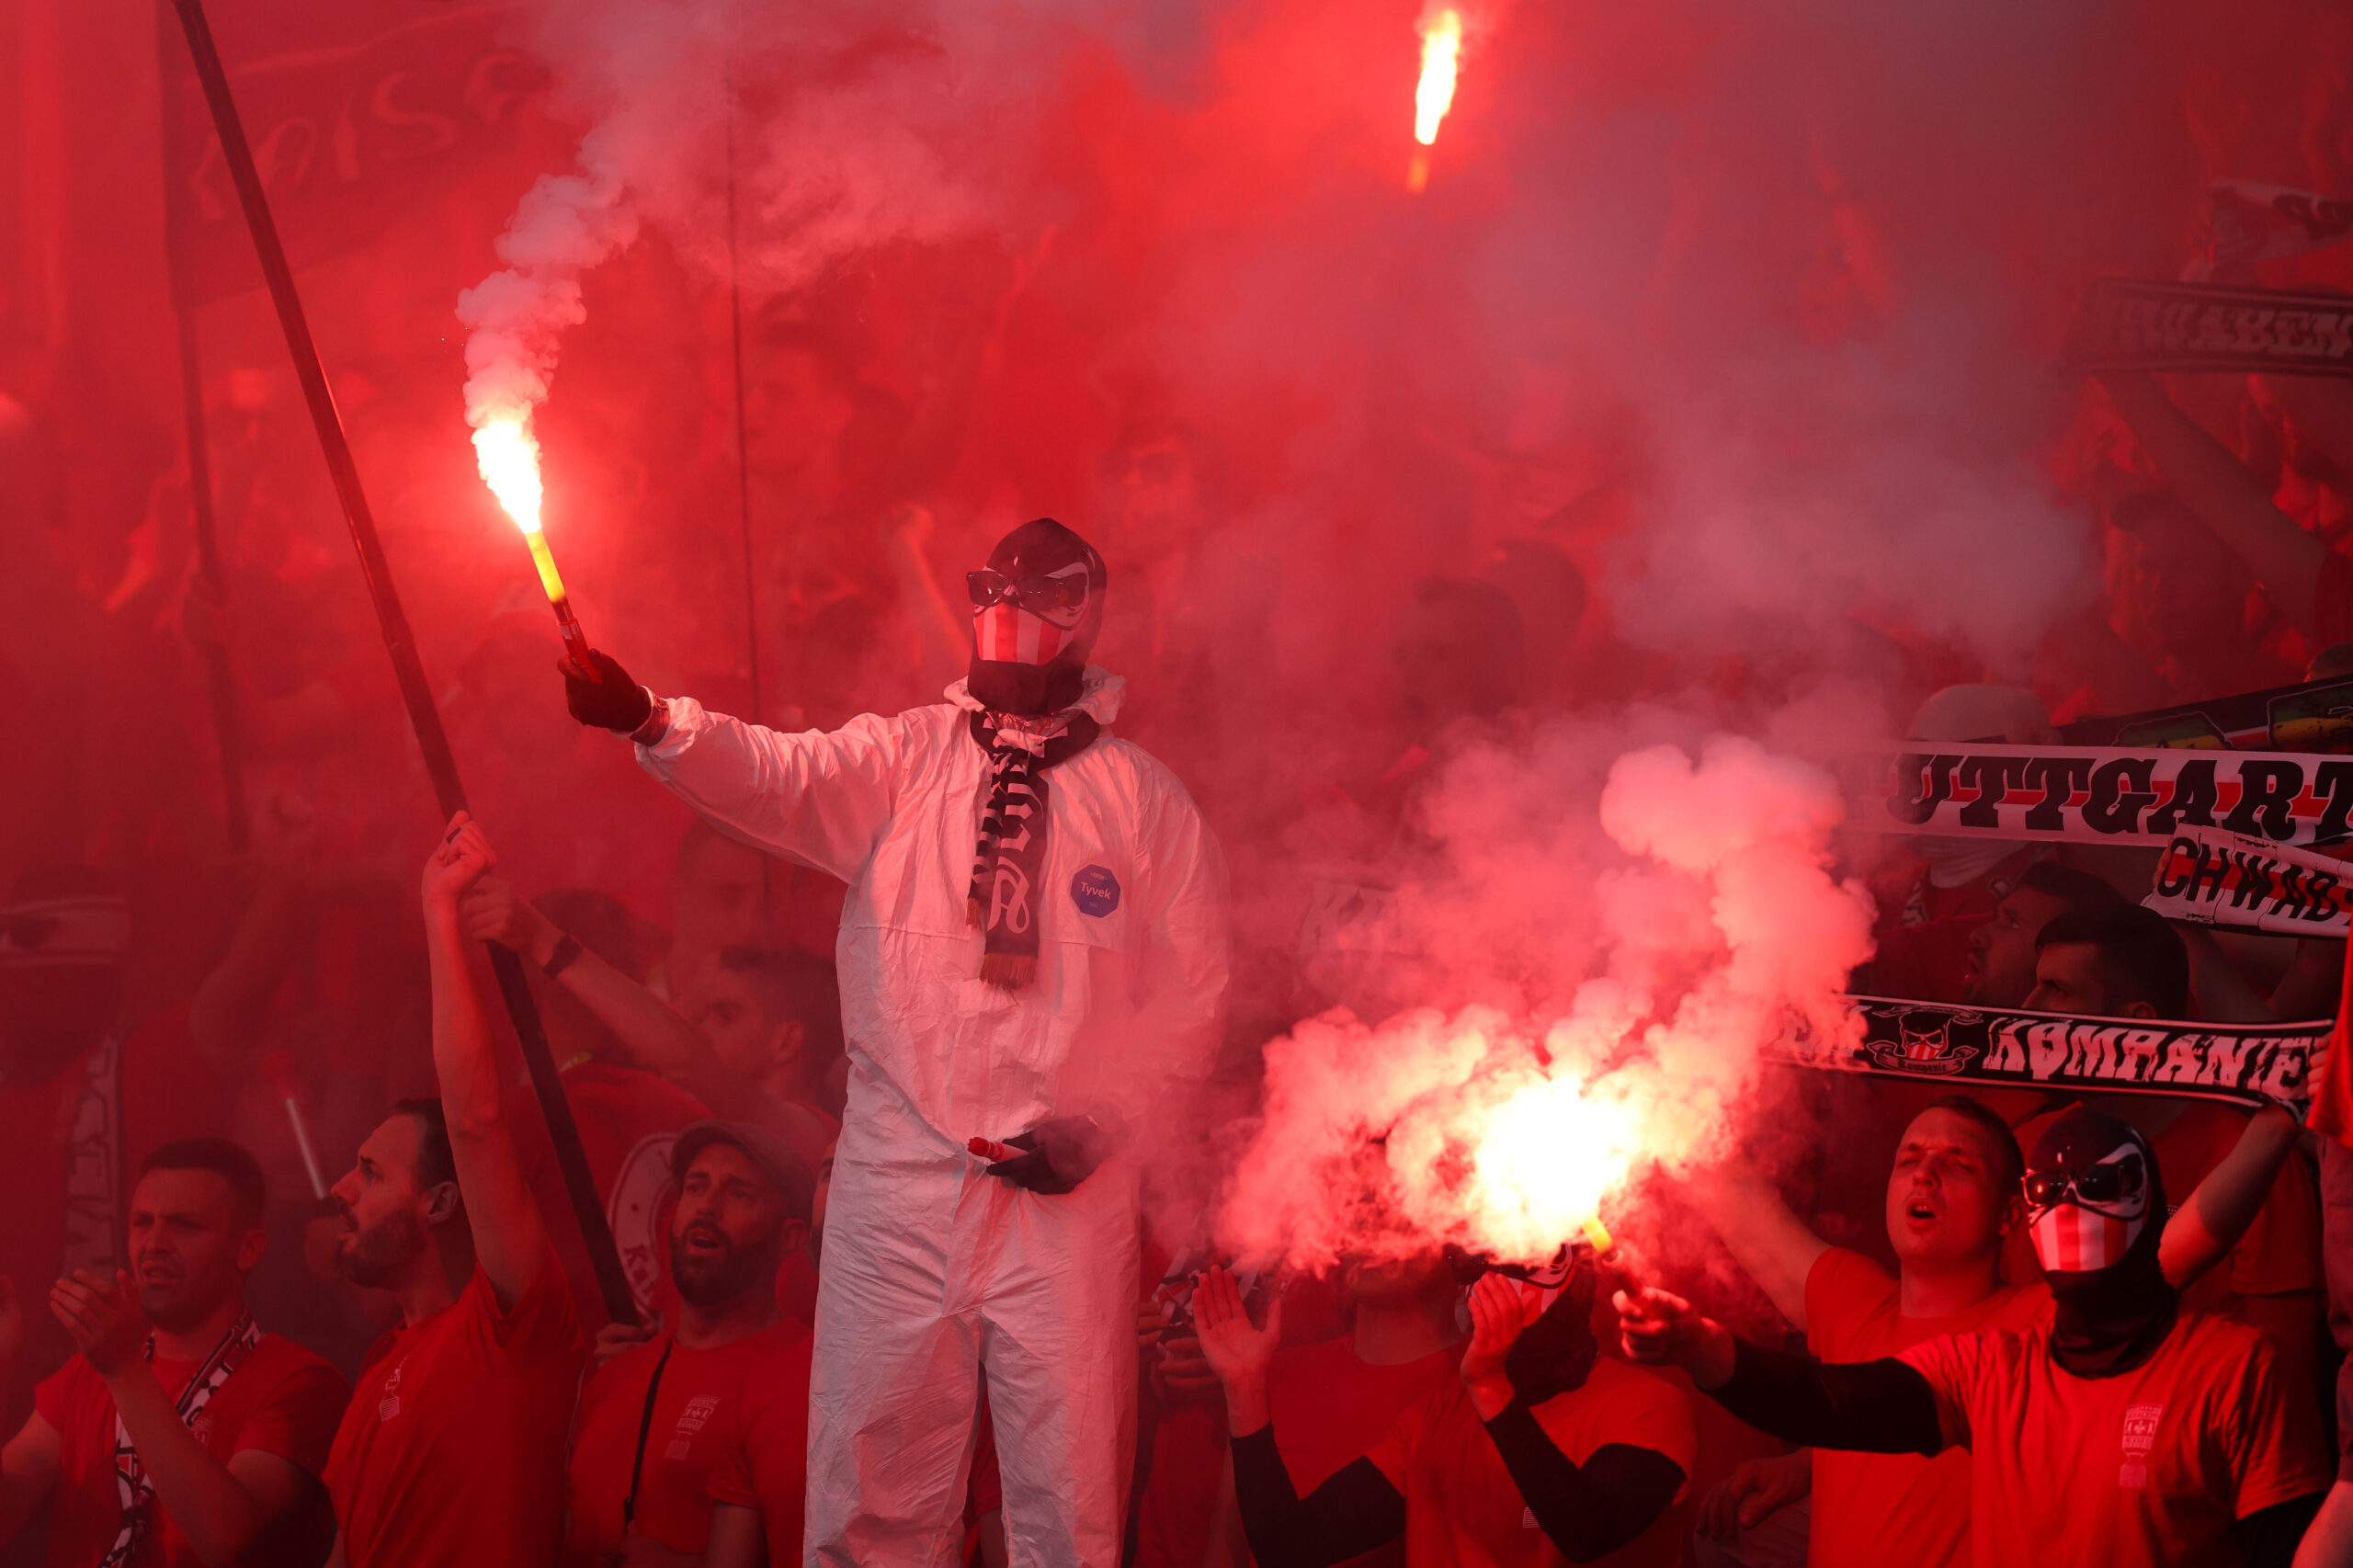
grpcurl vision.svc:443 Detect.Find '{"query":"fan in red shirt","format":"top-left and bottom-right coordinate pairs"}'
top-left (321, 815), bottom-right (585, 1568)
top-left (1627, 1107), bottom-right (2331, 1568)
top-left (0, 1138), bottom-right (347, 1567)
top-left (0, 869), bottom-right (234, 1415)
top-left (1691, 1074), bottom-right (2302, 1568)
top-left (1197, 1255), bottom-right (1696, 1568)
top-left (1198, 1249), bottom-right (1465, 1568)
top-left (567, 1120), bottom-right (813, 1568)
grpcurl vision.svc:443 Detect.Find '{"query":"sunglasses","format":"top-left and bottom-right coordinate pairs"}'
top-left (2022, 1153), bottom-right (2143, 1209)
top-left (967, 569), bottom-right (1088, 613)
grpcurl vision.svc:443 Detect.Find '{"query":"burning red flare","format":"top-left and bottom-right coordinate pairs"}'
top-left (473, 412), bottom-right (590, 664)
top-left (1407, 7), bottom-right (1463, 193)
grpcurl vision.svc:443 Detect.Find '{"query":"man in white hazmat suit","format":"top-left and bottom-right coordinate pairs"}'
top-left (561, 517), bottom-right (1230, 1567)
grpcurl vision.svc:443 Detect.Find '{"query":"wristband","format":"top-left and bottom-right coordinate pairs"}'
top-left (542, 933), bottom-right (584, 980)
top-left (630, 692), bottom-right (672, 747)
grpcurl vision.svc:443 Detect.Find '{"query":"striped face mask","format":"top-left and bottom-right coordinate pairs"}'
top-left (971, 562), bottom-right (1092, 665)
top-left (964, 518), bottom-right (1106, 718)
top-left (2026, 1143), bottom-right (2151, 1274)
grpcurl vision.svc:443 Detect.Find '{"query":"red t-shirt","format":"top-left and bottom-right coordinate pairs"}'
top-left (32, 1334), bottom-right (347, 1568)
top-left (1802, 1247), bottom-right (2051, 1568)
top-left (2005, 1102), bottom-right (2324, 1314)
top-left (1, 1008), bottom-right (230, 1415)
top-left (704, 1323), bottom-right (817, 1568)
top-left (1899, 1311), bottom-right (2330, 1568)
top-left (1365, 1358), bottom-right (1697, 1568)
top-left (508, 1060), bottom-right (710, 1329)
top-left (566, 1320), bottom-right (811, 1567)
top-left (324, 1258), bottom-right (585, 1568)
top-left (1267, 1336), bottom-right (1462, 1568)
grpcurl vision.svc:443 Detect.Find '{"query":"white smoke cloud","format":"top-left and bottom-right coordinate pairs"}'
top-left (1219, 733), bottom-right (1875, 1272)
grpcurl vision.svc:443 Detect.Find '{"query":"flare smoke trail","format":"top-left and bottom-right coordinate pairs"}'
top-left (1220, 734), bottom-right (1875, 1271)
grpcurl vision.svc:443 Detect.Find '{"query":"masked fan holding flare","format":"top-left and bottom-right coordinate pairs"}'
top-left (561, 518), bottom-right (1230, 1567)
top-left (1622, 1108), bottom-right (2331, 1568)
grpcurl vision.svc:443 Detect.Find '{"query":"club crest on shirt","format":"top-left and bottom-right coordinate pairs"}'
top-left (609, 1131), bottom-right (681, 1313)
top-left (2120, 1403), bottom-right (2163, 1487)
top-left (378, 1356), bottom-right (407, 1423)
top-left (1862, 1006), bottom-right (1984, 1077)
top-left (666, 1392), bottom-right (722, 1460)
top-left (1071, 865), bottom-right (1120, 917)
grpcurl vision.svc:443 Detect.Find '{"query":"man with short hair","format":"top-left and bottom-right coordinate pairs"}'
top-left (567, 1122), bottom-right (813, 1568)
top-left (0, 1137), bottom-right (347, 1566)
top-left (2024, 904), bottom-right (2191, 1020)
top-left (1627, 1108), bottom-right (2332, 1568)
top-left (320, 813), bottom-right (585, 1567)
top-left (1696, 1085), bottom-right (2304, 1568)
top-left (1961, 861), bottom-right (2126, 1010)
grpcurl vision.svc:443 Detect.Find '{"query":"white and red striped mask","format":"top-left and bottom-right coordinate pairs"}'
top-left (2027, 1145), bottom-right (2149, 1275)
top-left (972, 563), bottom-right (1091, 665)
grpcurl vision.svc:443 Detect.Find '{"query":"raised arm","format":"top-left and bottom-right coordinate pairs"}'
top-left (1458, 1276), bottom-right (1686, 1562)
top-left (1617, 1287), bottom-right (1943, 1457)
top-left (2161, 1104), bottom-right (2304, 1288)
top-left (1192, 1268), bottom-right (1406, 1568)
top-left (564, 650), bottom-right (910, 884)
top-left (457, 876), bottom-right (756, 1112)
top-left (48, 1270), bottom-right (315, 1566)
top-left (1691, 1158), bottom-right (1831, 1329)
top-left (2099, 372), bottom-right (2329, 634)
top-left (421, 813), bottom-right (552, 1310)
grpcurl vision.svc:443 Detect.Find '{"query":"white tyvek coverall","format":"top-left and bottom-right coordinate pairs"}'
top-left (635, 667), bottom-right (1229, 1568)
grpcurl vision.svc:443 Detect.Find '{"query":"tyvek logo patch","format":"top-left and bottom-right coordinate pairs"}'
top-left (1071, 865), bottom-right (1121, 917)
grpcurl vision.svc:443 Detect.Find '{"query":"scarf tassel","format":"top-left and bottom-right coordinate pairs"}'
top-left (980, 951), bottom-right (1038, 991)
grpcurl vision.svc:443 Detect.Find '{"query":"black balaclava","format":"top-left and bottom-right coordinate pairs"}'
top-left (2025, 1107), bottom-right (2177, 1379)
top-left (965, 518), bottom-right (1108, 718)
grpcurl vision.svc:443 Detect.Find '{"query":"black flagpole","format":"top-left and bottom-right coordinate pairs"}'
top-left (722, 61), bottom-right (775, 944)
top-left (153, 1), bottom-right (248, 851)
top-left (165, 0), bottom-right (639, 1324)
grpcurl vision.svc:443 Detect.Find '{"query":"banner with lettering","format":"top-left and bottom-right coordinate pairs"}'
top-left (160, 0), bottom-right (549, 304)
top-left (1770, 997), bottom-right (2323, 1112)
top-left (2143, 826), bottom-right (2353, 938)
top-left (1849, 744), bottom-right (2353, 849)
top-left (2065, 278), bottom-right (2353, 378)
top-left (2060, 674), bottom-right (2353, 753)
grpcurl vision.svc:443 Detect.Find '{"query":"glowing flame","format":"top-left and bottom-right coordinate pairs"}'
top-left (1414, 8), bottom-right (1462, 147)
top-left (473, 416), bottom-right (545, 535)
top-left (1456, 1070), bottom-right (1642, 1264)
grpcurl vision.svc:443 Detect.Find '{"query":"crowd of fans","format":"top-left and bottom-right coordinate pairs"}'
top-left (18, 89), bottom-right (2353, 1568)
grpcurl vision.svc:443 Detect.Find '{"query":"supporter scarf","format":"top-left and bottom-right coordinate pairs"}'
top-left (966, 710), bottom-right (1101, 991)
top-left (2143, 826), bottom-right (2353, 938)
top-left (1851, 742), bottom-right (2353, 850)
top-left (2064, 278), bottom-right (2353, 378)
top-left (2059, 670), bottom-right (2353, 752)
top-left (1768, 996), bottom-right (2319, 1113)
top-left (2025, 1111), bottom-right (2177, 1380)
top-left (104, 1311), bottom-right (261, 1567)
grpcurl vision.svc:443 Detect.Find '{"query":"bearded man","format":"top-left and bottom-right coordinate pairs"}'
top-left (565, 1122), bottom-right (814, 1568)
top-left (563, 517), bottom-right (1231, 1565)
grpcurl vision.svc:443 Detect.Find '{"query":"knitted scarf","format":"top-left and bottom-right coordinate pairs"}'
top-left (966, 709), bottom-right (1101, 989)
top-left (103, 1310), bottom-right (261, 1566)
